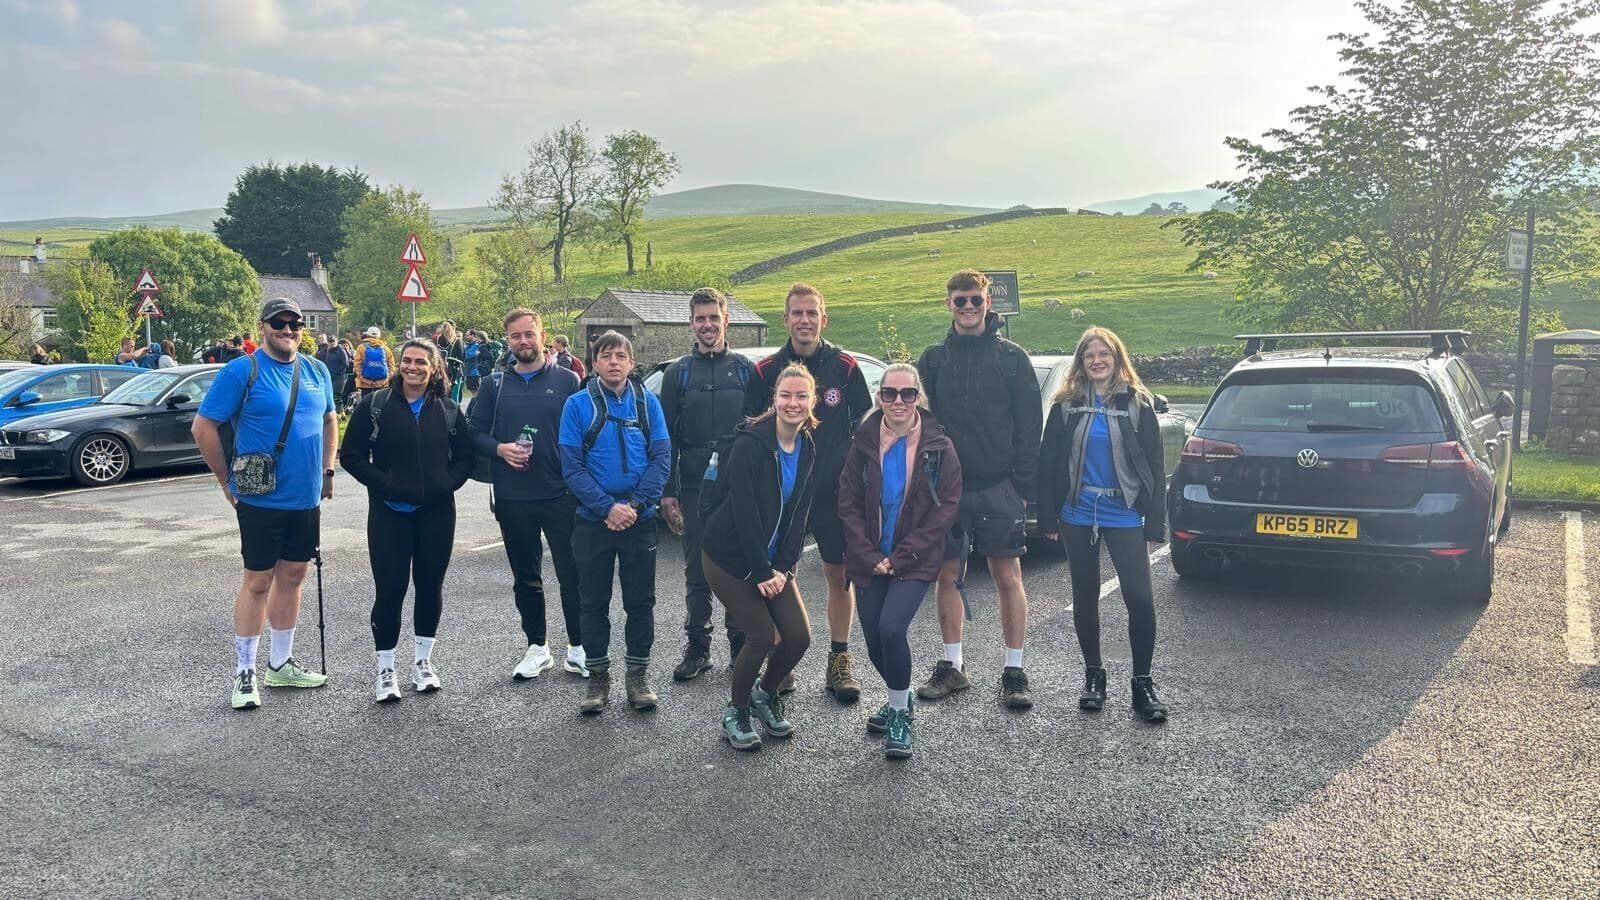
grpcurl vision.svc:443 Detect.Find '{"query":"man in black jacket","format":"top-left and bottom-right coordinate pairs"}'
top-left (467, 307), bottom-right (586, 682)
top-left (660, 288), bottom-right (755, 680)
top-left (742, 283), bottom-right (872, 703)
top-left (915, 269), bottom-right (1043, 710)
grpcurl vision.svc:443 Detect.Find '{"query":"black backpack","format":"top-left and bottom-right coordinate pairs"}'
top-left (580, 374), bottom-right (651, 456)
top-left (368, 388), bottom-right (460, 460)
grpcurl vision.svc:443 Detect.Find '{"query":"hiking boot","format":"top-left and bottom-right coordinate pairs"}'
top-left (1078, 666), bottom-right (1107, 711)
top-left (579, 669), bottom-right (611, 715)
top-left (777, 669), bottom-right (797, 695)
top-left (1131, 675), bottom-right (1168, 723)
top-left (673, 646), bottom-right (714, 682)
top-left (999, 666), bottom-right (1034, 710)
top-left (231, 669), bottom-right (261, 710)
top-left (825, 651), bottom-right (862, 704)
top-left (563, 644), bottom-right (589, 677)
top-left (750, 684), bottom-right (795, 738)
top-left (884, 707), bottom-right (913, 759)
top-left (916, 660), bottom-right (971, 701)
top-left (374, 668), bottom-right (401, 704)
top-left (412, 659), bottom-right (441, 693)
top-left (866, 697), bottom-right (915, 734)
top-left (721, 704), bottom-right (762, 751)
top-left (625, 664), bottom-right (658, 712)
top-left (513, 643), bottom-right (555, 680)
top-left (263, 657), bottom-right (327, 689)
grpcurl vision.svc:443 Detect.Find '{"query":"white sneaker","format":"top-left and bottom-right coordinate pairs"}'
top-left (413, 658), bottom-right (441, 693)
top-left (374, 668), bottom-right (402, 703)
top-left (512, 643), bottom-right (555, 680)
top-left (563, 644), bottom-right (589, 677)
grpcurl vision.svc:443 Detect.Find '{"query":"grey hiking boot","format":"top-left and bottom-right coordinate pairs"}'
top-left (916, 660), bottom-right (971, 701)
top-left (579, 668), bottom-right (610, 715)
top-left (673, 646), bottom-right (713, 682)
top-left (626, 663), bottom-right (658, 711)
top-left (722, 704), bottom-right (761, 751)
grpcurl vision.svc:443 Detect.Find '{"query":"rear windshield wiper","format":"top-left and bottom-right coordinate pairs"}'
top-left (1305, 422), bottom-right (1385, 432)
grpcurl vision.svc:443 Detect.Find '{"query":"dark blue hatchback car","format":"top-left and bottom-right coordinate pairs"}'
top-left (1167, 331), bottom-right (1512, 603)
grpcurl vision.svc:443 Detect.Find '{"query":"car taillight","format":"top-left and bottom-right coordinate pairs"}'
top-left (1380, 441), bottom-right (1491, 496)
top-left (1181, 436), bottom-right (1242, 463)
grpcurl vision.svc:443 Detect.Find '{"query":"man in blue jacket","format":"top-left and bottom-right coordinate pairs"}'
top-left (560, 330), bottom-right (671, 716)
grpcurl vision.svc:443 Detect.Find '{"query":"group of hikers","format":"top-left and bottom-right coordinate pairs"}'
top-left (191, 269), bottom-right (1170, 759)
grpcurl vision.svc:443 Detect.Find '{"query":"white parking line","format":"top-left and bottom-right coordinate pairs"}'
top-left (0, 472), bottom-right (211, 502)
top-left (1564, 512), bottom-right (1596, 666)
top-left (1096, 543), bottom-right (1171, 601)
top-left (467, 541), bottom-right (504, 552)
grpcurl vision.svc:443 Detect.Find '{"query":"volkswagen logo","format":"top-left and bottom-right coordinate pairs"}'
top-left (1296, 448), bottom-right (1320, 469)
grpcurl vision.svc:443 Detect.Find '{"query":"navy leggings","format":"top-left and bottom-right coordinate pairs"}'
top-left (856, 576), bottom-right (932, 692)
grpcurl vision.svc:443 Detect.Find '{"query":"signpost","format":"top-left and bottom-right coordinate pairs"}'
top-left (1509, 211), bottom-right (1534, 451)
top-left (396, 234), bottom-right (429, 336)
top-left (981, 269), bottom-right (1020, 339)
top-left (134, 268), bottom-right (161, 347)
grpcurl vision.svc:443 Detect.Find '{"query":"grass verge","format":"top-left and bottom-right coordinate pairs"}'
top-left (1513, 441), bottom-right (1600, 502)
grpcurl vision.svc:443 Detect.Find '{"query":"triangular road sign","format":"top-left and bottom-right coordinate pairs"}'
top-left (136, 296), bottom-right (164, 318)
top-left (399, 233), bottom-right (428, 265)
top-left (135, 268), bottom-right (161, 294)
top-left (396, 263), bottom-right (430, 302)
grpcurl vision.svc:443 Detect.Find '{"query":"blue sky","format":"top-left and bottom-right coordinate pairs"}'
top-left (2, 0), bottom-right (1366, 218)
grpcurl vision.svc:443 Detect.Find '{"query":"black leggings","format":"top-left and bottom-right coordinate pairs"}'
top-left (368, 500), bottom-right (456, 651)
top-left (1060, 523), bottom-right (1156, 676)
top-left (702, 553), bottom-right (811, 708)
top-left (856, 576), bottom-right (931, 692)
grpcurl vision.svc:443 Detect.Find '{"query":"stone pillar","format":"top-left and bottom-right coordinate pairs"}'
top-left (1546, 363), bottom-right (1600, 456)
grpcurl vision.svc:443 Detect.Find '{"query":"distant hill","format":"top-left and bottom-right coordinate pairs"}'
top-left (1083, 188), bottom-right (1227, 216)
top-left (0, 208), bottom-right (225, 234)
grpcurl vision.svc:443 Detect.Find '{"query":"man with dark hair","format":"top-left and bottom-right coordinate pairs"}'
top-left (743, 282), bottom-right (872, 702)
top-left (550, 335), bottom-right (586, 379)
top-left (560, 331), bottom-right (671, 715)
top-left (660, 287), bottom-right (755, 679)
top-left (469, 307), bottom-right (587, 681)
top-left (915, 269), bottom-right (1043, 710)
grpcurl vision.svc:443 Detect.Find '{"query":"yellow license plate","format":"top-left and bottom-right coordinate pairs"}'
top-left (1255, 513), bottom-right (1358, 539)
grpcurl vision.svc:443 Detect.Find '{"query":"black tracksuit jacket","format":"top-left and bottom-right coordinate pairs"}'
top-left (660, 344), bottom-right (755, 497)
top-left (742, 339), bottom-right (871, 496)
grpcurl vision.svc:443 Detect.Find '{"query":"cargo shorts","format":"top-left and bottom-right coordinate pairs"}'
top-left (943, 479), bottom-right (1027, 560)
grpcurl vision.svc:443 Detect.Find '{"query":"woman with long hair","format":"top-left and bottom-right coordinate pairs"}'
top-left (699, 364), bottom-right (819, 750)
top-left (837, 363), bottom-right (962, 759)
top-left (339, 338), bottom-right (475, 703)
top-left (30, 343), bottom-right (49, 365)
top-left (157, 339), bottom-right (179, 368)
top-left (1036, 327), bottom-right (1170, 722)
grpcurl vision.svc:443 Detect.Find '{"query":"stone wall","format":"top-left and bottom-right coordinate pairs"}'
top-left (1547, 362), bottom-right (1600, 456)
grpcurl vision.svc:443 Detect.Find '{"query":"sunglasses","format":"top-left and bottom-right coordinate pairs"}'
top-left (950, 294), bottom-right (985, 309)
top-left (266, 318), bottom-right (306, 332)
top-left (878, 387), bottom-right (920, 404)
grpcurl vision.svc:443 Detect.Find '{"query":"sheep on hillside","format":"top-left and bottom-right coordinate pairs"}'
top-left (1202, 271), bottom-right (1219, 280)
top-left (842, 277), bottom-right (854, 284)
top-left (1075, 270), bottom-right (1095, 278)
top-left (928, 248), bottom-right (942, 258)
top-left (1043, 297), bottom-right (1063, 311)
top-left (1070, 308), bottom-right (1086, 320)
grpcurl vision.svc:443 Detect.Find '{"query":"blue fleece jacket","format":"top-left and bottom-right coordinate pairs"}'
top-left (558, 379), bottom-right (672, 522)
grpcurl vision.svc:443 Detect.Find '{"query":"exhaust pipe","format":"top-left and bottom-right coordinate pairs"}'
top-left (1204, 547), bottom-right (1226, 562)
top-left (1398, 561), bottom-right (1423, 576)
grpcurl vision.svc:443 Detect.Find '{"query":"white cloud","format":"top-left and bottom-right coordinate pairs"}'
top-left (94, 18), bottom-right (145, 50)
top-left (194, 0), bottom-right (287, 43)
top-left (52, 0), bottom-right (78, 26)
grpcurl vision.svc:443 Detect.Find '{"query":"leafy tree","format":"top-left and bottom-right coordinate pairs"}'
top-left (45, 260), bottom-right (137, 362)
top-left (494, 121), bottom-right (598, 283)
top-left (214, 162), bottom-right (370, 277)
top-left (1165, 202), bottom-right (1188, 215)
top-left (1139, 202), bottom-right (1166, 216)
top-left (1175, 0), bottom-right (1600, 349)
top-left (598, 130), bottom-right (680, 275)
top-left (0, 272), bottom-right (37, 360)
top-left (87, 229), bottom-right (260, 357)
top-left (1210, 198), bottom-right (1238, 212)
top-left (333, 186), bottom-right (454, 332)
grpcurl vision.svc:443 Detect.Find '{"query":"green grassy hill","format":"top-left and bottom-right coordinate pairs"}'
top-left (642, 184), bottom-right (995, 218)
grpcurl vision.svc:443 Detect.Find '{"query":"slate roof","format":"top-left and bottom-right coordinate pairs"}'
top-left (258, 275), bottom-right (335, 312)
top-left (592, 289), bottom-right (765, 325)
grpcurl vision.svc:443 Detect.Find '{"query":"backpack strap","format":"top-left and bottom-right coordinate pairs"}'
top-left (369, 387), bottom-right (391, 443)
top-left (581, 376), bottom-right (649, 456)
top-left (582, 378), bottom-right (608, 455)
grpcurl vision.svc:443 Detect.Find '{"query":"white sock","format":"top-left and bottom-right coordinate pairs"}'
top-left (376, 649), bottom-right (396, 673)
top-left (234, 635), bottom-right (259, 674)
top-left (1005, 647), bottom-right (1024, 669)
top-left (943, 642), bottom-right (963, 668)
top-left (567, 644), bottom-right (585, 661)
top-left (268, 627), bottom-right (295, 669)
top-left (888, 688), bottom-right (910, 710)
top-left (414, 637), bottom-right (435, 664)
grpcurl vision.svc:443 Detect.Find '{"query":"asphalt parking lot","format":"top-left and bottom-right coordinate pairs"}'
top-left (1, 467), bottom-right (1596, 899)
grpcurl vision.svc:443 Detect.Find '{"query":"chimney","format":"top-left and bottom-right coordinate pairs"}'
top-left (309, 253), bottom-right (328, 289)
top-left (18, 257), bottom-right (31, 275)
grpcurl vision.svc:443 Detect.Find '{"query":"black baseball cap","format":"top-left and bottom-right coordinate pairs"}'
top-left (259, 297), bottom-right (304, 322)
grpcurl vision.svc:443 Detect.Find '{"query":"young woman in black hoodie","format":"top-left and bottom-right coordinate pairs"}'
top-left (700, 364), bottom-right (819, 750)
top-left (339, 339), bottom-right (475, 703)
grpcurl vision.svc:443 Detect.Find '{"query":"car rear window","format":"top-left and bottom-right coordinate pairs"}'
top-left (1203, 374), bottom-right (1445, 433)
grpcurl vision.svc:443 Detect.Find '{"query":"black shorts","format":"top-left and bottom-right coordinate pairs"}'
top-left (807, 490), bottom-right (846, 565)
top-left (944, 480), bottom-right (1027, 560)
top-left (236, 502), bottom-right (321, 572)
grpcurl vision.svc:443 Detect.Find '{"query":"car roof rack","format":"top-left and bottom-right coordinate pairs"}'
top-left (1236, 330), bottom-right (1471, 357)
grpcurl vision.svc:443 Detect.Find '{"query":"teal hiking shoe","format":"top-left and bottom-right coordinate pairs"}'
top-left (866, 697), bottom-right (915, 735)
top-left (263, 657), bottom-right (327, 689)
top-left (722, 704), bottom-right (762, 751)
top-left (885, 707), bottom-right (913, 759)
top-left (230, 669), bottom-right (261, 710)
top-left (750, 684), bottom-right (794, 739)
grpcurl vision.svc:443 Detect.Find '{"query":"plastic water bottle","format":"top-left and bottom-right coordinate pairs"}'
top-left (516, 426), bottom-right (536, 454)
top-left (704, 451), bottom-right (719, 484)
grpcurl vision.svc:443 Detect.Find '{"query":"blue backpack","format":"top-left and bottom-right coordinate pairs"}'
top-left (360, 343), bottom-right (389, 381)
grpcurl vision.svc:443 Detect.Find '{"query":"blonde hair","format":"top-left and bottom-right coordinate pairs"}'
top-left (750, 363), bottom-right (820, 430)
top-left (874, 362), bottom-right (928, 411)
top-left (1052, 327), bottom-right (1153, 408)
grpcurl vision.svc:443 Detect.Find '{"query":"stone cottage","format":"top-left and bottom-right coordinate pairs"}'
top-left (574, 288), bottom-right (768, 370)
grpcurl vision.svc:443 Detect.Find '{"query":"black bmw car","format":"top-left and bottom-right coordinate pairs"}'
top-left (0, 364), bottom-right (224, 486)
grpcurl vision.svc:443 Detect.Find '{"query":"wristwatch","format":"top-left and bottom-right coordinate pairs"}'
top-left (629, 499), bottom-right (646, 513)
top-left (323, 468), bottom-right (336, 478)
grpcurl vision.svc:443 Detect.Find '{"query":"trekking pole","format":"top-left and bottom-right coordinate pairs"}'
top-left (314, 546), bottom-right (327, 674)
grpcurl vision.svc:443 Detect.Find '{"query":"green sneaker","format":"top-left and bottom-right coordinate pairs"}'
top-left (866, 697), bottom-right (915, 734)
top-left (750, 685), bottom-right (794, 739)
top-left (885, 707), bottom-right (913, 759)
top-left (231, 669), bottom-right (261, 710)
top-left (263, 657), bottom-right (328, 689)
top-left (722, 704), bottom-right (762, 751)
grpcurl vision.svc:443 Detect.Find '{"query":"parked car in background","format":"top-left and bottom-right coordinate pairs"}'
top-left (0, 364), bottom-right (145, 427)
top-left (0, 365), bottom-right (224, 486)
top-left (0, 361), bottom-right (36, 374)
top-left (643, 346), bottom-right (889, 396)
top-left (1167, 331), bottom-right (1511, 603)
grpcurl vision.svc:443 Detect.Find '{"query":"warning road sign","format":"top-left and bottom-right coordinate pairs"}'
top-left (396, 264), bottom-right (430, 302)
top-left (399, 233), bottom-right (428, 265)
top-left (136, 296), bottom-right (163, 318)
top-left (135, 268), bottom-right (161, 294)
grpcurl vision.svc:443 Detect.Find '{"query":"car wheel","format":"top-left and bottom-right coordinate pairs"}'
top-left (1445, 532), bottom-right (1495, 606)
top-left (71, 434), bottom-right (130, 487)
top-left (1170, 541), bottom-right (1223, 581)
top-left (1497, 502), bottom-right (1512, 539)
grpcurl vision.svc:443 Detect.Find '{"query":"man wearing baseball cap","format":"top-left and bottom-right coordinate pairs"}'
top-left (354, 326), bottom-right (395, 399)
top-left (193, 297), bottom-right (339, 710)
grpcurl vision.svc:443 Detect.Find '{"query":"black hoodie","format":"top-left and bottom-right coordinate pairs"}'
top-left (339, 391), bottom-right (475, 507)
top-left (742, 338), bottom-right (871, 493)
top-left (917, 311), bottom-right (1043, 496)
top-left (699, 416), bottom-right (818, 586)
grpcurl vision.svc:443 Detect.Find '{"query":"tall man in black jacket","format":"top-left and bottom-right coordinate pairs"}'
top-left (467, 307), bottom-right (586, 682)
top-left (743, 283), bottom-right (872, 703)
top-left (660, 288), bottom-right (755, 680)
top-left (915, 269), bottom-right (1043, 710)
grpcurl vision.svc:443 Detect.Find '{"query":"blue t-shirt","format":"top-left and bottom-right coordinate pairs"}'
top-left (1061, 395), bottom-right (1143, 529)
top-left (879, 435), bottom-right (908, 556)
top-left (198, 351), bottom-right (334, 511)
top-left (770, 442), bottom-right (801, 558)
top-left (558, 381), bottom-right (671, 521)
top-left (384, 395), bottom-right (427, 514)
